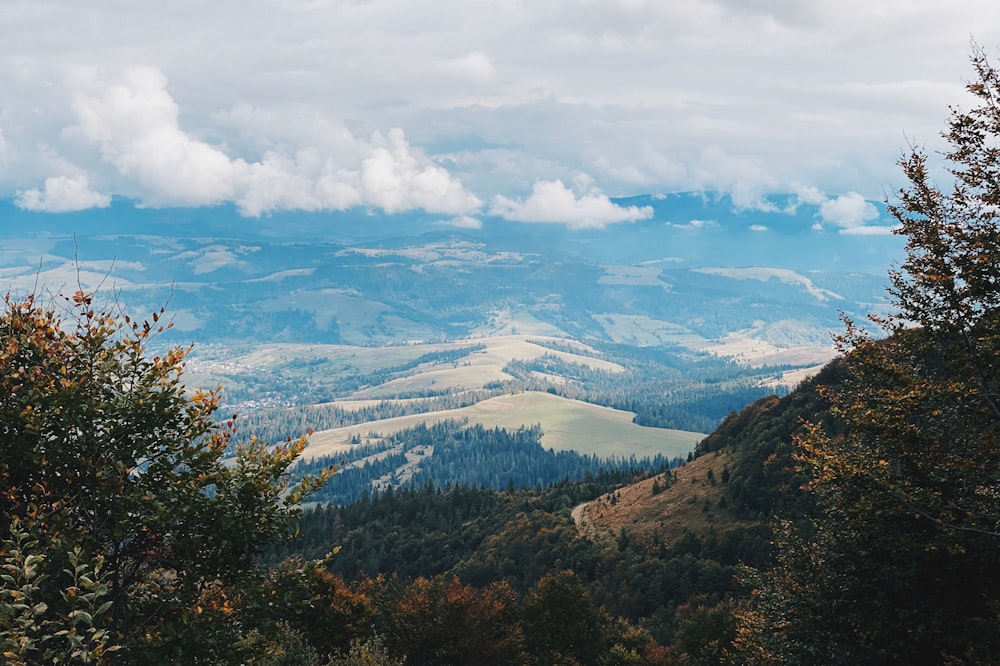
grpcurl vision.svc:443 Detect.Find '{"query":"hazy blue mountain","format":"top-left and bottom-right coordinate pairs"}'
top-left (0, 193), bottom-right (902, 348)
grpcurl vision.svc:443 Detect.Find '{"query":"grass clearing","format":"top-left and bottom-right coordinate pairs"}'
top-left (304, 391), bottom-right (703, 461)
top-left (577, 450), bottom-right (752, 547)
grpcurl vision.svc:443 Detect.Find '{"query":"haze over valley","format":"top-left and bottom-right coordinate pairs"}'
top-left (0, 191), bottom-right (903, 499)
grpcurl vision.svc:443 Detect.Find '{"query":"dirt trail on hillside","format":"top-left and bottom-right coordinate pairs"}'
top-left (571, 501), bottom-right (597, 538)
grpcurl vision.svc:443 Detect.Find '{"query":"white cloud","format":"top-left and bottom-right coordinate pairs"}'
top-left (56, 68), bottom-right (482, 217)
top-left (749, 224), bottom-right (769, 232)
top-left (668, 218), bottom-right (717, 230)
top-left (361, 129), bottom-right (482, 215)
top-left (731, 188), bottom-right (780, 213)
top-left (438, 52), bottom-right (496, 82)
top-left (790, 183), bottom-right (828, 209)
top-left (691, 147), bottom-right (779, 212)
top-left (16, 175), bottom-right (110, 212)
top-left (442, 215), bottom-right (483, 229)
top-left (70, 67), bottom-right (237, 206)
top-left (797, 189), bottom-right (888, 234)
top-left (234, 149), bottom-right (363, 217)
top-left (819, 191), bottom-right (879, 229)
top-left (840, 224), bottom-right (897, 236)
top-left (491, 179), bottom-right (653, 229)
top-left (1, 1), bottom-right (999, 218)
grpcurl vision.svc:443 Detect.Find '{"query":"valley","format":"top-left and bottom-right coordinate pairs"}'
top-left (1, 5), bottom-right (993, 660)
top-left (1, 198), bottom-right (894, 501)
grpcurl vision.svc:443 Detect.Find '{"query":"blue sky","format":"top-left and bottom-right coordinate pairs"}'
top-left (1, 0), bottom-right (998, 232)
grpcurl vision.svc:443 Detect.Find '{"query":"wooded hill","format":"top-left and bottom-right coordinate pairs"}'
top-left (282, 323), bottom-right (1000, 662)
top-left (276, 358), bottom-right (836, 659)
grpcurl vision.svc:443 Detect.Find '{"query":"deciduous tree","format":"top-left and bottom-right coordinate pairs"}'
top-left (0, 292), bottom-right (332, 662)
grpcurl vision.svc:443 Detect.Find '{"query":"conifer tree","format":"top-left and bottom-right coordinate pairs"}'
top-left (738, 45), bottom-right (1000, 664)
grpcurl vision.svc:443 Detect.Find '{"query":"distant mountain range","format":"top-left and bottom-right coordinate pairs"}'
top-left (0, 192), bottom-right (901, 352)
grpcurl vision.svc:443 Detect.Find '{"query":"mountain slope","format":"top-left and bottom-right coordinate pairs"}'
top-left (304, 391), bottom-right (702, 460)
top-left (575, 358), bottom-right (845, 546)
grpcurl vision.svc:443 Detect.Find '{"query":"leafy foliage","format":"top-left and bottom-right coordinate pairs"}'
top-left (381, 576), bottom-right (522, 665)
top-left (0, 518), bottom-right (118, 664)
top-left (0, 292), bottom-right (332, 662)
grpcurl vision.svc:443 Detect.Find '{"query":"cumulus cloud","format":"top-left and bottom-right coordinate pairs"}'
top-left (491, 179), bottom-right (653, 229)
top-left (362, 129), bottom-right (483, 215)
top-left (749, 224), bottom-right (769, 232)
top-left (787, 186), bottom-right (890, 234)
top-left (71, 67), bottom-right (237, 206)
top-left (16, 175), bottom-right (110, 212)
top-left (730, 187), bottom-right (780, 213)
top-left (442, 215), bottom-right (483, 229)
top-left (234, 149), bottom-right (363, 217)
top-left (819, 191), bottom-right (879, 229)
top-left (791, 183), bottom-right (828, 206)
top-left (59, 68), bottom-right (482, 217)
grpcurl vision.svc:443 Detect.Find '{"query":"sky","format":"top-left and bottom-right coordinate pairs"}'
top-left (2, 0), bottom-right (999, 232)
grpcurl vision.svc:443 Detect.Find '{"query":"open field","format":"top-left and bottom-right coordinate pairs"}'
top-left (190, 335), bottom-right (625, 402)
top-left (235, 341), bottom-right (459, 374)
top-left (233, 335), bottom-right (617, 376)
top-left (350, 336), bottom-right (622, 397)
top-left (469, 307), bottom-right (567, 338)
top-left (303, 391), bottom-right (703, 461)
top-left (575, 450), bottom-right (752, 546)
top-left (692, 266), bottom-right (844, 302)
top-left (758, 362), bottom-right (832, 390)
top-left (591, 313), bottom-right (705, 347)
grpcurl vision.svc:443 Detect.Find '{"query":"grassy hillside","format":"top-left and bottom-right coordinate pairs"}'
top-left (575, 360), bottom-right (842, 549)
top-left (304, 390), bottom-right (703, 460)
top-left (199, 333), bottom-right (836, 506)
top-left (186, 334), bottom-right (623, 403)
top-left (574, 449), bottom-right (749, 546)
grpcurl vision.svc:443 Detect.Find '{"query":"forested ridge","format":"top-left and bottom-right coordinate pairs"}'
top-left (225, 340), bottom-right (783, 442)
top-left (275, 470), bottom-right (765, 657)
top-left (294, 421), bottom-right (678, 505)
top-left (264, 364), bottom-right (835, 661)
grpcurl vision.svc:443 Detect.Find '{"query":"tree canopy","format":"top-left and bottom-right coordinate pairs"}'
top-left (0, 291), bottom-right (332, 663)
top-left (738, 46), bottom-right (1000, 664)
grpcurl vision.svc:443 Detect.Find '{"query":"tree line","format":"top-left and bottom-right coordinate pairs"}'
top-left (294, 421), bottom-right (679, 505)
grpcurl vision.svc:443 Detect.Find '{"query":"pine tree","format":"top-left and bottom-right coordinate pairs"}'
top-left (738, 46), bottom-right (1000, 664)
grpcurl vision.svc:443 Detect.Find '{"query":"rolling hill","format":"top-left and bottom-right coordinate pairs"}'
top-left (303, 390), bottom-right (702, 460)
